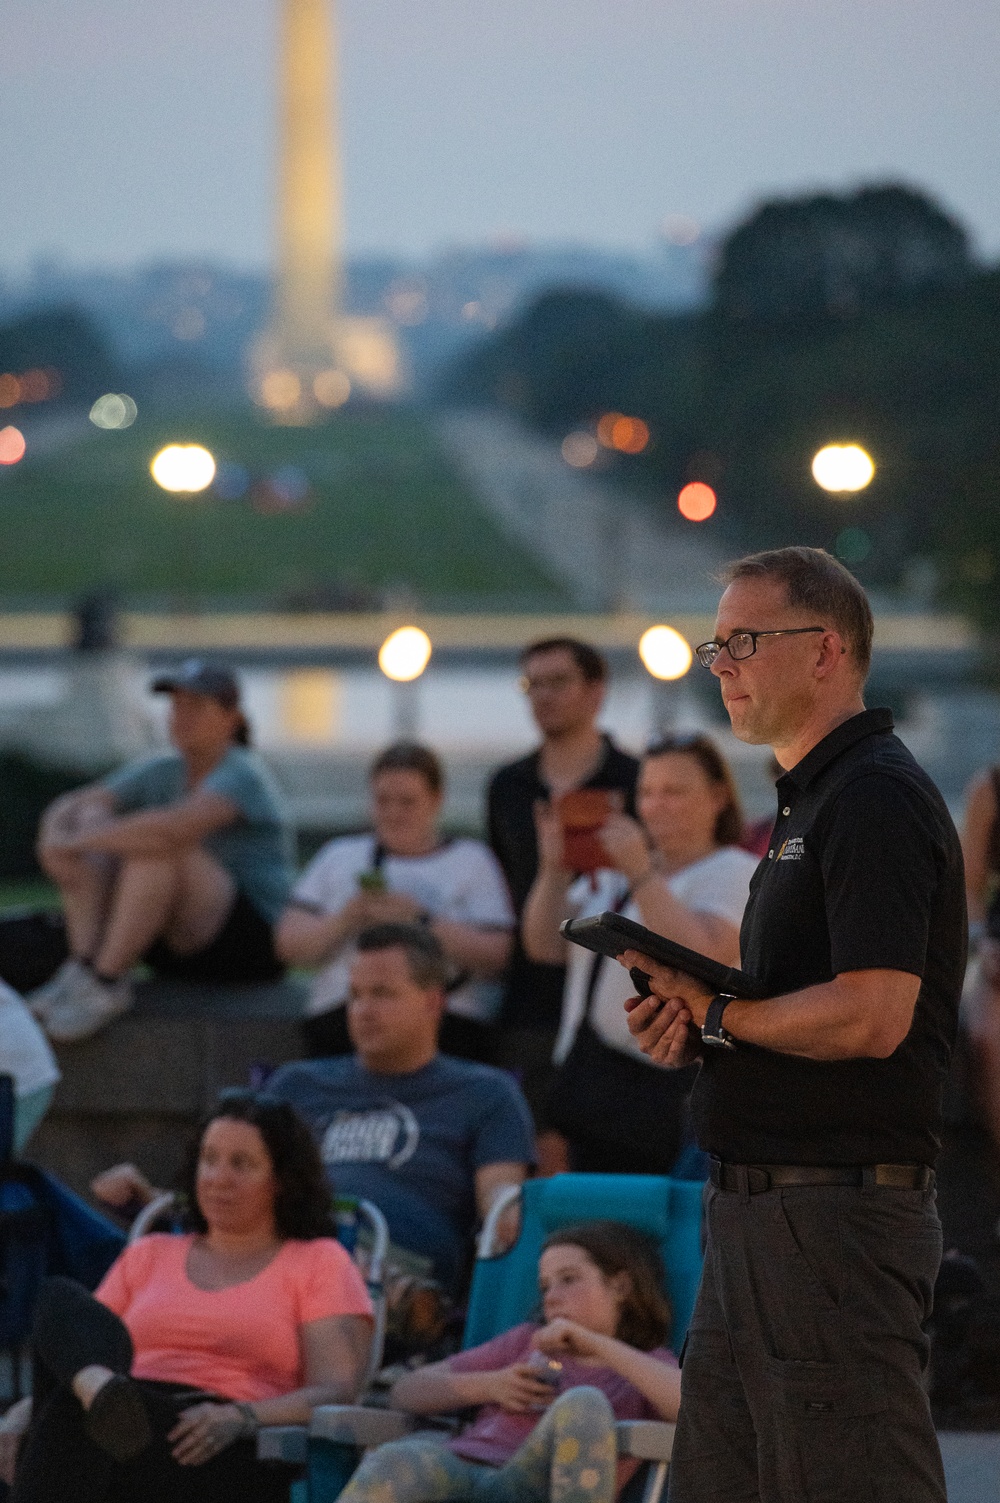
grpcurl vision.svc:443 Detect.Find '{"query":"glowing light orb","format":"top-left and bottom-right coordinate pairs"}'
top-left (811, 444), bottom-right (875, 493)
top-left (150, 444), bottom-right (216, 494)
top-left (0, 426), bottom-right (26, 465)
top-left (259, 370), bottom-right (302, 413)
top-left (378, 627), bottom-right (432, 682)
top-left (638, 625), bottom-right (693, 681)
top-left (0, 375), bottom-right (20, 408)
top-left (596, 413), bottom-right (650, 454)
top-left (313, 370), bottom-right (351, 408)
top-left (677, 482), bottom-right (717, 521)
top-left (90, 394), bottom-right (138, 430)
top-left (561, 432), bottom-right (599, 468)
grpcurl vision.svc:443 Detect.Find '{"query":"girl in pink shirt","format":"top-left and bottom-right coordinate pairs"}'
top-left (0, 1092), bottom-right (373, 1503)
top-left (336, 1221), bottom-right (680, 1503)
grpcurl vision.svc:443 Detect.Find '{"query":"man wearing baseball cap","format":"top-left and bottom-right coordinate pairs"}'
top-left (31, 660), bottom-right (293, 1042)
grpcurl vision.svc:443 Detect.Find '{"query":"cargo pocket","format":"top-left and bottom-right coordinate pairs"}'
top-left (762, 1354), bottom-right (887, 1503)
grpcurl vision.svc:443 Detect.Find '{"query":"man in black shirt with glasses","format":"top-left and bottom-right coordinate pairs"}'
top-left (623, 548), bottom-right (964, 1503)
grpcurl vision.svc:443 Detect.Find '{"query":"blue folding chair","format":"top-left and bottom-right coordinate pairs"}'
top-left (265, 1173), bottom-right (704, 1503)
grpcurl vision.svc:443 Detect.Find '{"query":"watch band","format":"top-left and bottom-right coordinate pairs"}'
top-left (702, 994), bottom-right (737, 1050)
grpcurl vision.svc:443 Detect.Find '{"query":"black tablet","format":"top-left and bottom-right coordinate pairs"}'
top-left (560, 912), bottom-right (764, 999)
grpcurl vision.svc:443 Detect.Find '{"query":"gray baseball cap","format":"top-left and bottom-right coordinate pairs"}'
top-left (150, 658), bottom-right (241, 708)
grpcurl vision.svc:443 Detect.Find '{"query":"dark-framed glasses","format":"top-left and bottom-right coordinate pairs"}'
top-left (695, 627), bottom-right (826, 669)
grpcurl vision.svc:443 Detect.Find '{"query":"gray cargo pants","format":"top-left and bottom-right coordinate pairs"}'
top-left (667, 1176), bottom-right (946, 1503)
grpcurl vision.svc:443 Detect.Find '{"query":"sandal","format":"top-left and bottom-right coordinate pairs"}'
top-left (84, 1375), bottom-right (153, 1463)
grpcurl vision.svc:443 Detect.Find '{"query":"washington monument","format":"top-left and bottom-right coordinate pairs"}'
top-left (251, 0), bottom-right (401, 422)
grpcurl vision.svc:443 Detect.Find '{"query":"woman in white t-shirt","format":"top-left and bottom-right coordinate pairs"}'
top-left (523, 733), bottom-right (758, 1173)
top-left (277, 742), bottom-right (515, 1061)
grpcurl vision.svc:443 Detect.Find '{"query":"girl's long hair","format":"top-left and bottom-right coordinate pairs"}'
top-left (542, 1221), bottom-right (671, 1351)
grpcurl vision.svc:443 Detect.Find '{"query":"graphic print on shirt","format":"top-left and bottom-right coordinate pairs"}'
top-left (321, 1102), bottom-right (420, 1169)
top-left (776, 836), bottom-right (804, 861)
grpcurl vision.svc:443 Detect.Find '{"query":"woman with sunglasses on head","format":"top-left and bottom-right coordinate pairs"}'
top-left (0, 1093), bottom-right (373, 1503)
top-left (523, 734), bottom-right (758, 1174)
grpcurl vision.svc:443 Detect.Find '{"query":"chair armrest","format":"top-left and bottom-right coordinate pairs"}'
top-left (615, 1421), bottom-right (675, 1462)
top-left (257, 1425), bottom-right (309, 1464)
top-left (310, 1406), bottom-right (416, 1447)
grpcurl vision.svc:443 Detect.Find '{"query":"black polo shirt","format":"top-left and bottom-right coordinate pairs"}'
top-left (691, 708), bottom-right (966, 1167)
top-left (487, 735), bottom-right (640, 1031)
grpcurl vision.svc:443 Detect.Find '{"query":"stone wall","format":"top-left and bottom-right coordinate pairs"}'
top-left (29, 976), bottom-right (309, 1199)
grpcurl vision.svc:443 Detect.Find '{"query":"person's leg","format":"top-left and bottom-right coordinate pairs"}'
top-left (36, 845), bottom-right (116, 964)
top-left (480, 1386), bottom-right (617, 1503)
top-left (94, 850), bottom-right (234, 978)
top-left (703, 1179), bottom-right (947, 1503)
top-left (666, 1207), bottom-right (761, 1503)
top-left (336, 1434), bottom-right (486, 1503)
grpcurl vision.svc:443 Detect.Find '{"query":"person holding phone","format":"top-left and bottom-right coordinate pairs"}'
top-left (623, 548), bottom-right (965, 1503)
top-left (523, 734), bottom-right (756, 1174)
top-left (277, 742), bottom-right (514, 1061)
top-left (487, 638), bottom-right (640, 1170)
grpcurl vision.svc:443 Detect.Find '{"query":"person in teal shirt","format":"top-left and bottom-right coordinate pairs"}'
top-left (31, 660), bottom-right (293, 1043)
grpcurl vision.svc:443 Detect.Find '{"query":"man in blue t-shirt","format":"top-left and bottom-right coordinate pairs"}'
top-left (262, 924), bottom-right (535, 1293)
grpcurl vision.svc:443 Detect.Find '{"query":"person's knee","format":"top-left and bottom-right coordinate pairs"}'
top-left (552, 1385), bottom-right (615, 1432)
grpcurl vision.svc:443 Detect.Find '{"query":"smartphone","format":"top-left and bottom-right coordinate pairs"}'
top-left (556, 788), bottom-right (619, 874)
top-left (357, 869), bottom-right (387, 893)
top-left (561, 911), bottom-right (763, 999)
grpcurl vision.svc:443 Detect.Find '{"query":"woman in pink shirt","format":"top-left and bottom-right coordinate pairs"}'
top-left (0, 1093), bottom-right (373, 1503)
top-left (335, 1221), bottom-right (680, 1503)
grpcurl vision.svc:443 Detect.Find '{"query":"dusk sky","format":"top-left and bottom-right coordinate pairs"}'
top-left (4, 0), bottom-right (999, 271)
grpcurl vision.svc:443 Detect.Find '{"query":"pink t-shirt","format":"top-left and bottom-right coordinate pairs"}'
top-left (446, 1322), bottom-right (677, 1485)
top-left (96, 1233), bottom-right (373, 1402)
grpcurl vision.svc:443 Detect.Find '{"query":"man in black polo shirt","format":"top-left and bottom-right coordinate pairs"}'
top-left (487, 637), bottom-right (638, 1169)
top-left (623, 548), bottom-right (964, 1503)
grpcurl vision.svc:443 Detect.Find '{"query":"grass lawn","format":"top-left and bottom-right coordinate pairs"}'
top-left (0, 406), bottom-right (567, 608)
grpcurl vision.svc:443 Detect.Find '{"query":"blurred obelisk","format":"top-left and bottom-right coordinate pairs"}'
top-left (251, 0), bottom-right (401, 422)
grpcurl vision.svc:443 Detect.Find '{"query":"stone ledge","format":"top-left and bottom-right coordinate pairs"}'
top-left (29, 976), bottom-right (310, 1198)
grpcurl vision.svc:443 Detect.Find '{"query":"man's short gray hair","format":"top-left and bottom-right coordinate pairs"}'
top-left (720, 547), bottom-right (874, 677)
top-left (354, 923), bottom-right (450, 989)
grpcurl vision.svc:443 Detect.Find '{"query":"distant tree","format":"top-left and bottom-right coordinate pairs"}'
top-left (714, 185), bottom-right (971, 323)
top-left (0, 305), bottom-right (120, 404)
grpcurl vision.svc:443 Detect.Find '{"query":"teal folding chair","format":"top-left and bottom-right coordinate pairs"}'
top-left (264, 1173), bottom-right (704, 1503)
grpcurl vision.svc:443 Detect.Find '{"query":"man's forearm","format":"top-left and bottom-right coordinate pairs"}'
top-left (723, 972), bottom-right (917, 1061)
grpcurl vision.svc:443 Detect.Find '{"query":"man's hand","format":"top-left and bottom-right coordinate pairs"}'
top-left (620, 950), bottom-right (712, 1067)
top-left (481, 1364), bottom-right (560, 1412)
top-left (358, 890), bottom-right (425, 926)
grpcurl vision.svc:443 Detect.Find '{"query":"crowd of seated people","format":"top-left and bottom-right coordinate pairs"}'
top-left (93, 924), bottom-right (535, 1301)
top-left (0, 637), bottom-right (767, 1499)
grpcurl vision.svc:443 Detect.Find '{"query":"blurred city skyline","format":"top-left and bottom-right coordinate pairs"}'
top-left (4, 0), bottom-right (1000, 271)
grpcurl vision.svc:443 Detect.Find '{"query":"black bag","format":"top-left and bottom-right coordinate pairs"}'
top-left (546, 896), bottom-right (695, 1173)
top-left (0, 909), bottom-right (67, 995)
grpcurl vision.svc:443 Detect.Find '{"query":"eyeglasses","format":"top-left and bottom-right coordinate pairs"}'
top-left (695, 627), bottom-right (826, 669)
top-left (519, 672), bottom-right (582, 695)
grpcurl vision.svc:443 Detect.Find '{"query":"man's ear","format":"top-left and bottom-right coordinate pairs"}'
top-left (814, 630), bottom-right (847, 679)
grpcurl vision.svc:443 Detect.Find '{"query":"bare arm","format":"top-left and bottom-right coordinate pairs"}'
top-left (430, 920), bottom-right (512, 977)
top-left (38, 785), bottom-right (116, 851)
top-left (275, 898), bottom-right (371, 967)
top-left (599, 816), bottom-right (741, 964)
top-left (623, 952), bottom-right (921, 1065)
top-left (522, 799), bottom-right (574, 963)
top-left (64, 792), bottom-right (240, 860)
top-left (390, 1356), bottom-right (555, 1415)
top-left (962, 770), bottom-right (997, 925)
top-left (532, 1319), bottom-right (680, 1420)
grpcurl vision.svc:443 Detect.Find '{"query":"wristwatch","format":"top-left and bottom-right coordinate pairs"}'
top-left (701, 994), bottom-right (737, 1050)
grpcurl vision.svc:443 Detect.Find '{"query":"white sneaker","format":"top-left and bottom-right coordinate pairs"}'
top-left (44, 968), bottom-right (134, 1043)
top-left (27, 957), bottom-right (89, 1023)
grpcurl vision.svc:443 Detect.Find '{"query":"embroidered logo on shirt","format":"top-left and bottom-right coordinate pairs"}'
top-left (321, 1105), bottom-right (420, 1169)
top-left (776, 836), bottom-right (804, 862)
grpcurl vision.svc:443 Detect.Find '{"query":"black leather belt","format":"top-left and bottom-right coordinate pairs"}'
top-left (710, 1159), bottom-right (933, 1194)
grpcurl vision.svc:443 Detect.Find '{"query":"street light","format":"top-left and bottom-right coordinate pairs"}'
top-left (150, 444), bottom-right (216, 494)
top-left (639, 625), bottom-right (693, 735)
top-left (811, 444), bottom-right (875, 493)
top-left (638, 625), bottom-right (693, 680)
top-left (379, 626), bottom-right (432, 737)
